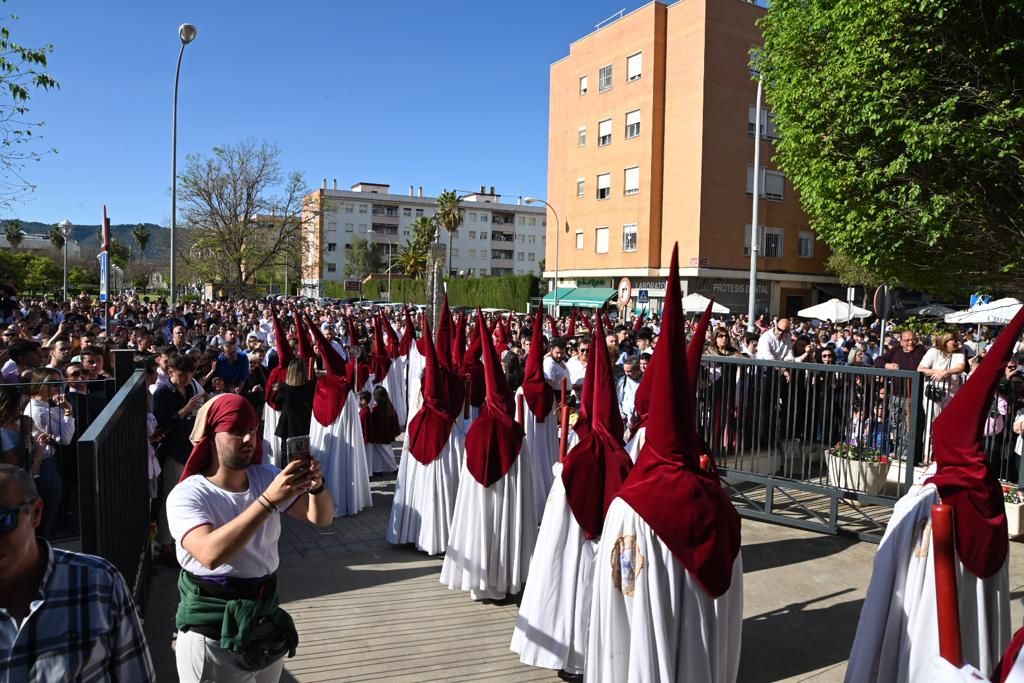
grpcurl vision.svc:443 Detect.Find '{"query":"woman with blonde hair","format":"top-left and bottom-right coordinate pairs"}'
top-left (273, 359), bottom-right (316, 466)
top-left (918, 331), bottom-right (967, 457)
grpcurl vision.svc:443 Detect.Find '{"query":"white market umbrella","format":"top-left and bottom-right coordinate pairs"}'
top-left (798, 298), bottom-right (872, 323)
top-left (944, 297), bottom-right (1023, 325)
top-left (681, 292), bottom-right (730, 314)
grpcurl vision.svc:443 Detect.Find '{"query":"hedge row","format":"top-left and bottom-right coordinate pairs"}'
top-left (322, 275), bottom-right (538, 311)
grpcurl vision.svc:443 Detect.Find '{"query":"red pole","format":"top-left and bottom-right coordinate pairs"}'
top-left (700, 454), bottom-right (711, 472)
top-left (517, 392), bottom-right (525, 427)
top-left (559, 405), bottom-right (570, 462)
top-left (464, 374), bottom-right (471, 420)
top-left (307, 357), bottom-right (315, 381)
top-left (932, 503), bottom-right (963, 667)
top-left (560, 377), bottom-right (568, 408)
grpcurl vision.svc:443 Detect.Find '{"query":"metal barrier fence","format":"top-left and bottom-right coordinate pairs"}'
top-left (697, 356), bottom-right (923, 542)
top-left (77, 370), bottom-right (152, 613)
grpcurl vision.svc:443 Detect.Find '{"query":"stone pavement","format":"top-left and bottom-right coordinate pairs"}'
top-left (144, 471), bottom-right (1024, 682)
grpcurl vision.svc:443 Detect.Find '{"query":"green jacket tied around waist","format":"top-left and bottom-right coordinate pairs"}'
top-left (175, 571), bottom-right (298, 657)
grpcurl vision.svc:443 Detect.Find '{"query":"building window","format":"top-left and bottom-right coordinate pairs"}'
top-left (359, 223), bottom-right (367, 231)
top-left (345, 242), bottom-right (353, 250)
top-left (528, 234), bottom-right (536, 243)
top-left (597, 173), bottom-right (611, 200)
top-left (480, 249), bottom-right (488, 257)
top-left (468, 268), bottom-right (476, 276)
top-left (480, 214), bottom-right (489, 223)
top-left (452, 248), bottom-right (459, 257)
top-left (327, 221), bottom-right (337, 233)
top-left (518, 216), bottom-right (525, 225)
top-left (625, 109), bottom-right (641, 139)
top-left (599, 64), bottom-right (613, 92)
top-left (480, 232), bottom-right (488, 240)
top-left (748, 106), bottom-right (778, 139)
top-left (577, 178), bottom-right (585, 197)
top-left (415, 208), bottom-right (424, 217)
top-left (575, 231), bottom-right (584, 250)
top-left (518, 252), bottom-right (524, 261)
top-left (622, 223), bottom-right (638, 252)
top-left (744, 224), bottom-right (784, 258)
top-left (345, 223), bottom-right (354, 232)
top-left (598, 118), bottom-right (612, 146)
top-left (746, 166), bottom-right (786, 201)
top-left (627, 52), bottom-right (642, 81)
top-left (578, 126), bottom-right (586, 146)
top-left (469, 213), bottom-right (477, 222)
top-left (624, 166), bottom-right (640, 195)
top-left (469, 230), bottom-right (476, 239)
top-left (528, 253), bottom-right (535, 261)
top-left (529, 217), bottom-right (537, 226)
top-left (344, 203), bottom-right (354, 213)
top-left (469, 248), bottom-right (476, 258)
top-left (479, 269), bottom-right (488, 276)
top-left (403, 207), bottom-right (412, 216)
top-left (595, 227), bottom-right (609, 254)
top-left (798, 230), bottom-right (815, 258)
top-left (327, 263), bottom-right (337, 273)
top-left (358, 204), bottom-right (368, 214)
top-left (327, 242), bottom-right (337, 252)
top-left (579, 75), bottom-right (588, 95)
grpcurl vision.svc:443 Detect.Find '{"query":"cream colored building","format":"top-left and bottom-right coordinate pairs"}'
top-left (544, 0), bottom-right (838, 316)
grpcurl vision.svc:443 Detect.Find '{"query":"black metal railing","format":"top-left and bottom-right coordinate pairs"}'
top-left (77, 371), bottom-right (152, 613)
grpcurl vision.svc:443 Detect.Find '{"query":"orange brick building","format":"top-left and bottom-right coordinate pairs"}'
top-left (545, 0), bottom-right (837, 317)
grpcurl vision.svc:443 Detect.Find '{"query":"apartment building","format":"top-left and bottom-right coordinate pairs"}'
top-left (301, 182), bottom-right (547, 297)
top-left (545, 0), bottom-right (838, 317)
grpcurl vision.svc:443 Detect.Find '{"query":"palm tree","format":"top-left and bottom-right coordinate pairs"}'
top-left (48, 224), bottom-right (66, 251)
top-left (395, 242), bottom-right (428, 278)
top-left (131, 224), bottom-right (151, 260)
top-left (433, 189), bottom-right (463, 276)
top-left (3, 219), bottom-right (24, 250)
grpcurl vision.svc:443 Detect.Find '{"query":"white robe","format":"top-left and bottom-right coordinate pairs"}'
top-left (586, 497), bottom-right (744, 683)
top-left (510, 462), bottom-right (595, 674)
top-left (441, 438), bottom-right (539, 601)
top-left (380, 356), bottom-right (408, 427)
top-left (385, 418), bottom-right (465, 555)
top-left (365, 442), bottom-right (398, 475)
top-left (624, 426), bottom-right (646, 464)
top-left (405, 346), bottom-right (425, 419)
top-left (309, 391), bottom-right (372, 518)
top-left (262, 404), bottom-right (283, 468)
top-left (845, 483), bottom-right (1010, 682)
top-left (515, 387), bottom-right (559, 521)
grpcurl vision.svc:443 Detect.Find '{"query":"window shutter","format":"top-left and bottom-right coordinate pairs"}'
top-left (627, 53), bottom-right (642, 81)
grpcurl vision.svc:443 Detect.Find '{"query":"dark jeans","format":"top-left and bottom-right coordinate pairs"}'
top-left (36, 456), bottom-right (63, 539)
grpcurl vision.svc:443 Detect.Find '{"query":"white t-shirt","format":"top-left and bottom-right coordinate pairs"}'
top-left (565, 357), bottom-right (587, 388)
top-left (542, 355), bottom-right (571, 390)
top-left (167, 464), bottom-right (294, 578)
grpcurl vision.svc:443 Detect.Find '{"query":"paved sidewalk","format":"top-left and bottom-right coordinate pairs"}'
top-left (144, 471), bottom-right (1024, 682)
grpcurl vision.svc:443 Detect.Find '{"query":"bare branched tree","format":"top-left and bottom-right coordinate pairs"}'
top-left (176, 139), bottom-right (314, 288)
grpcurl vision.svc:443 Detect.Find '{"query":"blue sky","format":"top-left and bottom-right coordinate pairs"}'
top-left (7, 0), bottom-right (641, 226)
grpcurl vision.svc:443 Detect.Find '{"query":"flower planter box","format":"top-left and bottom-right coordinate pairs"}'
top-left (826, 450), bottom-right (891, 495)
top-left (1007, 501), bottom-right (1024, 539)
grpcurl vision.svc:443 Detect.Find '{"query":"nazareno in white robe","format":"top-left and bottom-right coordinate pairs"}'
top-left (510, 462), bottom-right (595, 674)
top-left (515, 386), bottom-right (559, 522)
top-left (405, 345), bottom-right (425, 421)
top-left (385, 417), bottom-right (466, 555)
top-left (441, 437), bottom-right (539, 601)
top-left (262, 403), bottom-right (283, 468)
top-left (379, 355), bottom-right (408, 427)
top-left (845, 482), bottom-right (1010, 683)
top-left (624, 426), bottom-right (646, 464)
top-left (309, 390), bottom-right (372, 518)
top-left (586, 497), bottom-right (744, 683)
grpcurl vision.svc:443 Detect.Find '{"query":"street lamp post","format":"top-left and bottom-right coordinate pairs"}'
top-left (747, 76), bottom-right (763, 333)
top-left (170, 22), bottom-right (197, 309)
top-left (58, 219), bottom-right (72, 301)
top-left (524, 197), bottom-right (561, 317)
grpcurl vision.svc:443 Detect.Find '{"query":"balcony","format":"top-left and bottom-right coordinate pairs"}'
top-left (370, 223), bottom-right (398, 236)
top-left (492, 212), bottom-right (515, 225)
top-left (491, 230), bottom-right (515, 243)
top-left (491, 251), bottom-right (514, 262)
top-left (371, 205), bottom-right (400, 217)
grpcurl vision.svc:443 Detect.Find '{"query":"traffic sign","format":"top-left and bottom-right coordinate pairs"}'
top-left (344, 280), bottom-right (360, 292)
top-left (98, 252), bottom-right (109, 303)
top-left (873, 285), bottom-right (891, 319)
top-left (638, 289), bottom-right (649, 304)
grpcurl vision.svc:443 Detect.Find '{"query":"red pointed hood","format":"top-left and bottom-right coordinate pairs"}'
top-left (369, 317), bottom-right (392, 381)
top-left (494, 313), bottom-right (510, 356)
top-left (579, 310), bottom-right (594, 334)
top-left (406, 313), bottom-right (457, 464)
top-left (632, 308), bottom-right (647, 333)
top-left (521, 308), bottom-right (555, 421)
top-left (435, 297), bottom-right (454, 370)
top-left (572, 322), bottom-right (599, 442)
top-left (547, 314), bottom-right (558, 338)
top-left (265, 307), bottom-right (293, 411)
top-left (462, 323), bottom-right (486, 407)
top-left (466, 308), bottom-right (524, 487)
top-left (306, 314), bottom-right (346, 376)
top-left (452, 311), bottom-right (467, 372)
top-left (305, 313), bottom-right (352, 427)
top-left (566, 309), bottom-right (577, 339)
top-left (346, 316), bottom-right (360, 352)
top-left (615, 244), bottom-right (741, 598)
top-left (562, 311), bottom-right (632, 539)
top-left (399, 307), bottom-right (416, 356)
top-left (380, 313), bottom-right (401, 359)
top-left (927, 306), bottom-right (1024, 578)
top-left (292, 309), bottom-right (315, 361)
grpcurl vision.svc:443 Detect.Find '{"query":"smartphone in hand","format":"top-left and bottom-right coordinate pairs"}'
top-left (286, 436), bottom-right (311, 466)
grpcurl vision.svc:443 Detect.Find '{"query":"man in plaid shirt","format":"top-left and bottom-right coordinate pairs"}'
top-left (0, 464), bottom-right (155, 682)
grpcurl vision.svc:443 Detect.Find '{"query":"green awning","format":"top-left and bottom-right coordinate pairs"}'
top-left (558, 287), bottom-right (616, 308)
top-left (542, 287), bottom-right (576, 305)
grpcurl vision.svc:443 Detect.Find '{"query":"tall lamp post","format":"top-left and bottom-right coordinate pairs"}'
top-left (170, 22), bottom-right (197, 309)
top-left (58, 219), bottom-right (72, 301)
top-left (523, 197), bottom-right (561, 317)
top-left (747, 75), bottom-right (763, 333)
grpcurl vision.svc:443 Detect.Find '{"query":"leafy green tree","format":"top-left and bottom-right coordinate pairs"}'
top-left (22, 254), bottom-right (60, 291)
top-left (131, 224), bottom-right (151, 259)
top-left (760, 0), bottom-right (1024, 294)
top-left (433, 189), bottom-right (462, 275)
top-left (3, 218), bottom-right (22, 248)
top-left (47, 223), bottom-right (65, 250)
top-left (344, 237), bottom-right (381, 281)
top-left (0, 7), bottom-right (59, 208)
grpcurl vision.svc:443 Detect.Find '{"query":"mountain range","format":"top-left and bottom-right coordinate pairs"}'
top-left (13, 221), bottom-right (171, 260)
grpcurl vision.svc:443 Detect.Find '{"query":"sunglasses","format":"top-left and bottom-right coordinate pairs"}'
top-left (67, 371), bottom-right (83, 378)
top-left (579, 348), bottom-right (590, 354)
top-left (0, 499), bottom-right (37, 535)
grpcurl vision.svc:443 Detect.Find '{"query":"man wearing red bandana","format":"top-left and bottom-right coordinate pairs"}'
top-left (167, 394), bottom-right (334, 682)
